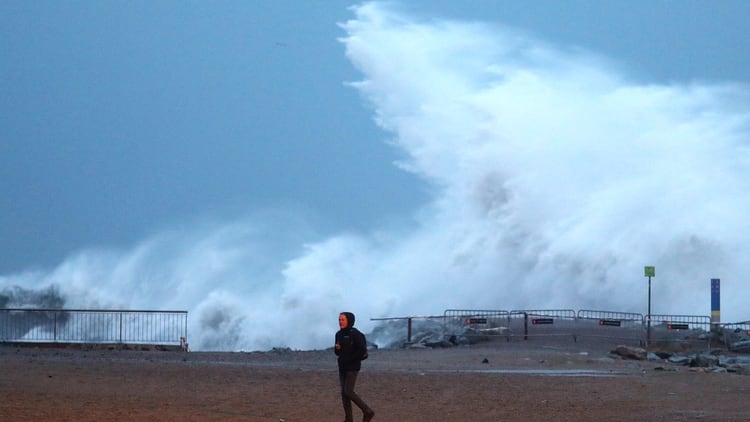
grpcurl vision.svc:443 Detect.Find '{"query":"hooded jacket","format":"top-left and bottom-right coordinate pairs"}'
top-left (335, 312), bottom-right (368, 372)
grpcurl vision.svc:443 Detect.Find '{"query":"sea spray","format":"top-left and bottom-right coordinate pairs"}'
top-left (2, 3), bottom-right (750, 350)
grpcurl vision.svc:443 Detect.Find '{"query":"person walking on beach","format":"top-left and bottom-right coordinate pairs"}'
top-left (335, 311), bottom-right (374, 422)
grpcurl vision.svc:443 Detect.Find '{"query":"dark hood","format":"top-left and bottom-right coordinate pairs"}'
top-left (341, 311), bottom-right (356, 328)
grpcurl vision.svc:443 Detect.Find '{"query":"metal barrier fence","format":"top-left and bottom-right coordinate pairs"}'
top-left (370, 315), bottom-right (445, 344)
top-left (646, 314), bottom-right (713, 349)
top-left (720, 322), bottom-right (750, 352)
top-left (508, 309), bottom-right (577, 341)
top-left (0, 308), bottom-right (188, 346)
top-left (577, 310), bottom-right (644, 345)
top-left (374, 308), bottom-right (749, 351)
top-left (443, 309), bottom-right (510, 340)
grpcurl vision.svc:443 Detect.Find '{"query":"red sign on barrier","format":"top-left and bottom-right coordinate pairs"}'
top-left (667, 323), bottom-right (689, 330)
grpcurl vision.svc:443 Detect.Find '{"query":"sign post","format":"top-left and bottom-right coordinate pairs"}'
top-left (644, 266), bottom-right (655, 346)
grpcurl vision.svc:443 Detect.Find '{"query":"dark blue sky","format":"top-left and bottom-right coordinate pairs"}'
top-left (2, 0), bottom-right (749, 274)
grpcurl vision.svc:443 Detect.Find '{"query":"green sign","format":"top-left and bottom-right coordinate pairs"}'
top-left (644, 266), bottom-right (655, 277)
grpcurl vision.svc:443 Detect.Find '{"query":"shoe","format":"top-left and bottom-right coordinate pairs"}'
top-left (362, 410), bottom-right (375, 422)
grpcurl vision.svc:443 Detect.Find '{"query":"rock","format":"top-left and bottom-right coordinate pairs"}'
top-left (646, 352), bottom-right (662, 361)
top-left (423, 339), bottom-right (455, 348)
top-left (691, 354), bottom-right (719, 368)
top-left (611, 345), bottom-right (647, 360)
top-left (721, 362), bottom-right (750, 374)
top-left (448, 335), bottom-right (472, 346)
top-left (654, 351), bottom-right (672, 359)
top-left (723, 356), bottom-right (750, 366)
top-left (668, 355), bottom-right (691, 365)
top-left (728, 339), bottom-right (750, 353)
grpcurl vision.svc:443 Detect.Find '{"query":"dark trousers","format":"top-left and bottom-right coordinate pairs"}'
top-left (339, 370), bottom-right (372, 422)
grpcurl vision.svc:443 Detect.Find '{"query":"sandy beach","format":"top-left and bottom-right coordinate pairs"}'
top-left (1, 340), bottom-right (748, 422)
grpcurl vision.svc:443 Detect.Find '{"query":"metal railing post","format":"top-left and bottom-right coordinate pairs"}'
top-left (523, 312), bottom-right (528, 340)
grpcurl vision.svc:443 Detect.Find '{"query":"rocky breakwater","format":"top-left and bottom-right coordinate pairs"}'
top-left (611, 345), bottom-right (750, 374)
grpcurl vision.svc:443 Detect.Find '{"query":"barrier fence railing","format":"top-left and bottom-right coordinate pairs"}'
top-left (508, 309), bottom-right (577, 341)
top-left (646, 314), bottom-right (713, 349)
top-left (443, 309), bottom-right (511, 340)
top-left (373, 308), bottom-right (748, 351)
top-left (0, 308), bottom-right (188, 346)
top-left (719, 322), bottom-right (750, 352)
top-left (577, 310), bottom-right (645, 345)
top-left (370, 315), bottom-right (446, 344)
